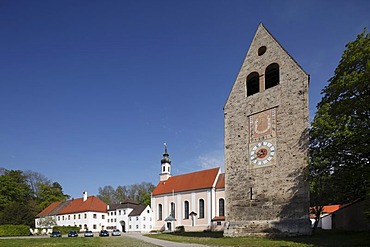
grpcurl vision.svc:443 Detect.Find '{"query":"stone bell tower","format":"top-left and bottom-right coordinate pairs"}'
top-left (224, 24), bottom-right (311, 236)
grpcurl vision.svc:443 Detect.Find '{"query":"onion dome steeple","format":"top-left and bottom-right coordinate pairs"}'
top-left (160, 143), bottom-right (171, 181)
top-left (161, 143), bottom-right (171, 164)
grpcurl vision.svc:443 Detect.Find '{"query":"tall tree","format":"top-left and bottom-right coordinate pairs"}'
top-left (0, 169), bottom-right (33, 225)
top-left (37, 182), bottom-right (69, 210)
top-left (24, 170), bottom-right (50, 199)
top-left (97, 182), bottom-right (155, 205)
top-left (114, 185), bottom-right (129, 203)
top-left (97, 185), bottom-right (115, 205)
top-left (309, 28), bottom-right (370, 224)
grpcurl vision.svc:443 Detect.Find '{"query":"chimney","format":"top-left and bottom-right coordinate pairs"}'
top-left (83, 191), bottom-right (87, 202)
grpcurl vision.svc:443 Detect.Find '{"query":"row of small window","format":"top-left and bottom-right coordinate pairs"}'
top-left (108, 210), bottom-right (126, 216)
top-left (107, 218), bottom-right (117, 223)
top-left (128, 224), bottom-right (152, 229)
top-left (58, 214), bottom-right (103, 221)
top-left (246, 63), bottom-right (280, 96)
top-left (157, 198), bottom-right (225, 220)
top-left (128, 216), bottom-right (152, 221)
top-left (75, 224), bottom-right (97, 230)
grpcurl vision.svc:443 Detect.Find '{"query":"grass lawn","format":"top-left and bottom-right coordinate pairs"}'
top-left (0, 236), bottom-right (159, 247)
top-left (145, 229), bottom-right (370, 247)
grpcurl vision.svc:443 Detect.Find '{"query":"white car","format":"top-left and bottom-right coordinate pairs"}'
top-left (84, 230), bottom-right (94, 237)
top-left (111, 229), bottom-right (121, 236)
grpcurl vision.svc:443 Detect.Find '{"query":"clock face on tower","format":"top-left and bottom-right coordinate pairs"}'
top-left (249, 108), bottom-right (277, 168)
top-left (250, 140), bottom-right (276, 166)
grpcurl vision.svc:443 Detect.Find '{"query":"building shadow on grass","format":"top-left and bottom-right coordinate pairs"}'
top-left (278, 229), bottom-right (370, 247)
top-left (165, 229), bottom-right (370, 246)
top-left (167, 231), bottom-right (224, 238)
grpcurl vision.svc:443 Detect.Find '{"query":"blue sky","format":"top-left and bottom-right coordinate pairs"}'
top-left (1, 0), bottom-right (369, 199)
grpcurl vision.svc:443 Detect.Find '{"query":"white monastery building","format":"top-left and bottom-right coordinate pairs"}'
top-left (35, 192), bottom-right (153, 233)
top-left (151, 145), bottom-right (225, 231)
top-left (107, 201), bottom-right (153, 232)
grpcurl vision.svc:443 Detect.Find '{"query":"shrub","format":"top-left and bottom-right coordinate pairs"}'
top-left (0, 225), bottom-right (30, 237)
top-left (52, 226), bottom-right (80, 235)
top-left (175, 225), bottom-right (185, 233)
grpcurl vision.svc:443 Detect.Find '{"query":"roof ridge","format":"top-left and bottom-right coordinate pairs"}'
top-left (170, 167), bottom-right (220, 178)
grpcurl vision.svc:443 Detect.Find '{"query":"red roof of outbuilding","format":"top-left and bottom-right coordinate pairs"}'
top-left (212, 216), bottom-right (225, 221)
top-left (322, 205), bottom-right (341, 214)
top-left (310, 204), bottom-right (342, 214)
top-left (152, 168), bottom-right (221, 196)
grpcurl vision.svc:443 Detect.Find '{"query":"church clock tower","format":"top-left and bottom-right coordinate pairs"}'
top-left (224, 24), bottom-right (311, 236)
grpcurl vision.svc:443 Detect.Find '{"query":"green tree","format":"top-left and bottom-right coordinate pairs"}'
top-left (0, 169), bottom-right (34, 225)
top-left (98, 182), bottom-right (155, 205)
top-left (25, 170), bottom-right (69, 211)
top-left (97, 185), bottom-right (115, 204)
top-left (37, 182), bottom-right (69, 210)
top-left (309, 28), bottom-right (370, 224)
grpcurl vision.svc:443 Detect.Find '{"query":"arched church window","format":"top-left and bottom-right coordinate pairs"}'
top-left (170, 202), bottom-right (175, 218)
top-left (184, 201), bottom-right (189, 219)
top-left (265, 63), bottom-right (279, 89)
top-left (158, 204), bottom-right (162, 220)
top-left (199, 199), bottom-right (204, 218)
top-left (219, 198), bottom-right (225, 217)
top-left (247, 72), bottom-right (260, 96)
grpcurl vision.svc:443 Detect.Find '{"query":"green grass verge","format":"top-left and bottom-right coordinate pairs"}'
top-left (0, 236), bottom-right (159, 247)
top-left (145, 229), bottom-right (370, 247)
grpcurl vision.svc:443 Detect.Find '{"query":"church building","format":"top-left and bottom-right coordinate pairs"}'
top-left (151, 145), bottom-right (225, 231)
top-left (224, 24), bottom-right (311, 236)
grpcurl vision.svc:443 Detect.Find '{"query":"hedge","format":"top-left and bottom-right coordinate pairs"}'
top-left (0, 225), bottom-right (30, 237)
top-left (52, 226), bottom-right (80, 235)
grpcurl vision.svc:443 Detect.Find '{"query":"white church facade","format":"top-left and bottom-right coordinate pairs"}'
top-left (151, 145), bottom-right (225, 232)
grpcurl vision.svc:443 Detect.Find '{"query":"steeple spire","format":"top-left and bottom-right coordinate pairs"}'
top-left (161, 143), bottom-right (171, 165)
top-left (160, 143), bottom-right (171, 181)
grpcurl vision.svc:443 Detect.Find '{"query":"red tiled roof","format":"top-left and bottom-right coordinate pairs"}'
top-left (322, 205), bottom-right (341, 214)
top-left (215, 173), bottom-right (225, 189)
top-left (310, 204), bottom-right (342, 215)
top-left (36, 196), bottom-right (107, 217)
top-left (36, 201), bottom-right (64, 217)
top-left (59, 196), bottom-right (107, 214)
top-left (152, 168), bottom-right (221, 196)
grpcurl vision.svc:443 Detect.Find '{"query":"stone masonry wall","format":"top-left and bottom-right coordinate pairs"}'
top-left (224, 24), bottom-right (311, 236)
